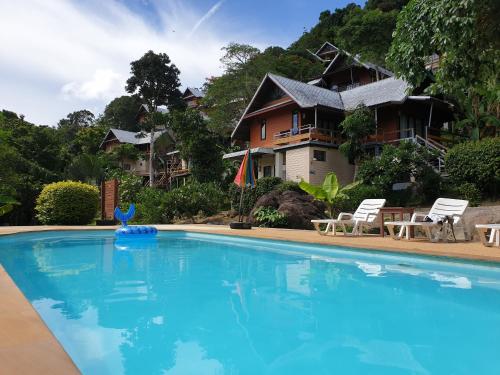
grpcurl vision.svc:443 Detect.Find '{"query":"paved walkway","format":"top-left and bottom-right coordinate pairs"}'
top-left (0, 224), bottom-right (499, 374)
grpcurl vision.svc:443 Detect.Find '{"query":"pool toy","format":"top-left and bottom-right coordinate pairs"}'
top-left (114, 204), bottom-right (158, 238)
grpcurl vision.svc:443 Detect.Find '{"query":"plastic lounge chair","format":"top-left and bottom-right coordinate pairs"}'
top-left (476, 224), bottom-right (500, 247)
top-left (385, 198), bottom-right (469, 242)
top-left (311, 199), bottom-right (386, 236)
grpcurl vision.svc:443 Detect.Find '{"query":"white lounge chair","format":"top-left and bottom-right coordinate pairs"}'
top-left (476, 224), bottom-right (500, 247)
top-left (385, 198), bottom-right (469, 242)
top-left (311, 199), bottom-right (386, 236)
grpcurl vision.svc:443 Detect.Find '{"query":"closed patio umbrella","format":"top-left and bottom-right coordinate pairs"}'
top-left (233, 149), bottom-right (256, 224)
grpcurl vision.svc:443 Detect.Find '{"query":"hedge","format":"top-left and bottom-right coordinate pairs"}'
top-left (35, 181), bottom-right (99, 225)
top-left (445, 138), bottom-right (500, 197)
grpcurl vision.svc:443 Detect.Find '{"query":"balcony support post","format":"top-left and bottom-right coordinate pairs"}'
top-left (314, 107), bottom-right (318, 128)
top-left (427, 102), bottom-right (434, 139)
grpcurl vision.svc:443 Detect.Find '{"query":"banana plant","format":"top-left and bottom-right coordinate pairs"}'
top-left (299, 172), bottom-right (360, 218)
top-left (0, 194), bottom-right (20, 217)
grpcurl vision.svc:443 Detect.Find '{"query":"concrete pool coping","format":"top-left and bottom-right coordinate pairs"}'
top-left (1, 224), bottom-right (499, 373)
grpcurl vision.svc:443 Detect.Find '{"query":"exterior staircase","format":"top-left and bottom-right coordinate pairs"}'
top-left (412, 134), bottom-right (447, 175)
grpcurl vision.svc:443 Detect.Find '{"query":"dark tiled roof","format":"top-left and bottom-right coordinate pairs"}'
top-left (103, 128), bottom-right (167, 146)
top-left (269, 73), bottom-right (343, 110)
top-left (184, 87), bottom-right (205, 98)
top-left (340, 77), bottom-right (409, 110)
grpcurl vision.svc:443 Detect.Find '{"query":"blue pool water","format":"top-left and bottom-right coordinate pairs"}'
top-left (1, 231), bottom-right (500, 374)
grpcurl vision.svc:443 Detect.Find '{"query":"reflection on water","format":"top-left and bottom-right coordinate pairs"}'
top-left (1, 232), bottom-right (500, 375)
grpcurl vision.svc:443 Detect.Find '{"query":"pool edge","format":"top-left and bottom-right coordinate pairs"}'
top-left (0, 265), bottom-right (80, 375)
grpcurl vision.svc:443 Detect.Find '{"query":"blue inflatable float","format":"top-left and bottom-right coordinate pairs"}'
top-left (114, 204), bottom-right (158, 238)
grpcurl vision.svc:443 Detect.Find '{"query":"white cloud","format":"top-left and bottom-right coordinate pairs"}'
top-left (0, 0), bottom-right (248, 125)
top-left (61, 69), bottom-right (123, 101)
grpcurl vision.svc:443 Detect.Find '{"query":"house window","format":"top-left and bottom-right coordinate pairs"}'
top-left (123, 163), bottom-right (131, 170)
top-left (263, 165), bottom-right (272, 177)
top-left (313, 150), bottom-right (326, 162)
top-left (260, 119), bottom-right (266, 140)
top-left (292, 111), bottom-right (299, 134)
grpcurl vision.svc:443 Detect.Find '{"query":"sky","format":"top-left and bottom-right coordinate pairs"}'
top-left (0, 0), bottom-right (363, 126)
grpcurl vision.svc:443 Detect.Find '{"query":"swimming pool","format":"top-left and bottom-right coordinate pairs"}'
top-left (1, 230), bottom-right (499, 374)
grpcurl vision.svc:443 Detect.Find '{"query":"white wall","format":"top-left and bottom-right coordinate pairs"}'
top-left (282, 146), bottom-right (354, 184)
top-left (285, 147), bottom-right (310, 182)
top-left (309, 147), bottom-right (355, 186)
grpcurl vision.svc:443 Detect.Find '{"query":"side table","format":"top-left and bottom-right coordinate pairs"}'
top-left (379, 207), bottom-right (415, 237)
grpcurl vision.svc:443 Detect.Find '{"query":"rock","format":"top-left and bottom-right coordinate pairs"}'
top-left (462, 205), bottom-right (500, 240)
top-left (412, 204), bottom-right (500, 241)
top-left (250, 190), bottom-right (326, 229)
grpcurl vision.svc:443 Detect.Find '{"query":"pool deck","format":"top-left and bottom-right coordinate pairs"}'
top-left (0, 224), bottom-right (499, 374)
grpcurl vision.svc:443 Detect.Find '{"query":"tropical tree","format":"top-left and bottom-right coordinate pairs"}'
top-left (0, 194), bottom-right (20, 217)
top-left (203, 43), bottom-right (323, 138)
top-left (110, 144), bottom-right (140, 169)
top-left (336, 7), bottom-right (399, 65)
top-left (299, 172), bottom-right (360, 217)
top-left (65, 153), bottom-right (110, 185)
top-left (387, 0), bottom-right (500, 138)
top-left (57, 110), bottom-right (95, 144)
top-left (126, 50), bottom-right (182, 186)
top-left (102, 95), bottom-right (143, 132)
top-left (169, 109), bottom-right (224, 183)
top-left (339, 105), bottom-right (376, 166)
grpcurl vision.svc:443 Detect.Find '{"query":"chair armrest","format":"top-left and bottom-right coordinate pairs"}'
top-left (338, 212), bottom-right (353, 220)
top-left (411, 212), bottom-right (427, 222)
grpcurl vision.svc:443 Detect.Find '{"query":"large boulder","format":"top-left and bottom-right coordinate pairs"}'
top-left (462, 205), bottom-right (500, 240)
top-left (250, 190), bottom-right (326, 229)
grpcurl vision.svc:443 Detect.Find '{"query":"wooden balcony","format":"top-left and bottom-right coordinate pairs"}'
top-left (273, 125), bottom-right (339, 146)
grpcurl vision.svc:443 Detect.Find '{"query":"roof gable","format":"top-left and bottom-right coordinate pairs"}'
top-left (182, 87), bottom-right (204, 99)
top-left (322, 49), bottom-right (393, 77)
top-left (314, 42), bottom-right (340, 59)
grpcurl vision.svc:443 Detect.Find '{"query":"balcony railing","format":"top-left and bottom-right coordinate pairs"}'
top-left (273, 125), bottom-right (339, 146)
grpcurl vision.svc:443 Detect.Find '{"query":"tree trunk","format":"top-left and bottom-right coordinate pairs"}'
top-left (149, 128), bottom-right (154, 187)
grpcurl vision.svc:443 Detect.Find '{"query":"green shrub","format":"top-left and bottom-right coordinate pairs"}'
top-left (454, 182), bottom-right (482, 207)
top-left (162, 181), bottom-right (227, 222)
top-left (254, 177), bottom-right (282, 197)
top-left (445, 138), bottom-right (500, 197)
top-left (118, 173), bottom-right (143, 205)
top-left (358, 142), bottom-right (443, 205)
top-left (333, 184), bottom-right (383, 214)
top-left (35, 181), bottom-right (99, 224)
top-left (276, 180), bottom-right (303, 194)
top-left (253, 207), bottom-right (288, 228)
top-left (229, 177), bottom-right (282, 215)
top-left (134, 187), bottom-right (166, 224)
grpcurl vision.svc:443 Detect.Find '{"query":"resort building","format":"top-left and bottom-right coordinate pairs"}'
top-left (100, 95), bottom-right (201, 188)
top-left (224, 42), bottom-right (453, 185)
top-left (182, 87), bottom-right (205, 109)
